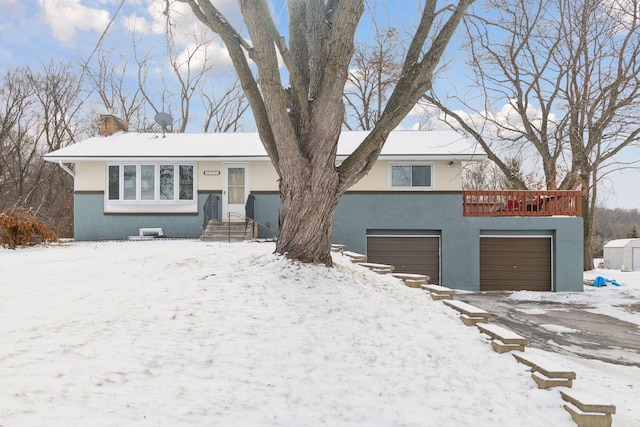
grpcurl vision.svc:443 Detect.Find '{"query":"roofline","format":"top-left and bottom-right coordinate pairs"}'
top-left (44, 155), bottom-right (272, 163)
top-left (44, 153), bottom-right (488, 163)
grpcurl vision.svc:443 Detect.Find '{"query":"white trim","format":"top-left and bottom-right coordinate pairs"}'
top-left (222, 163), bottom-right (250, 220)
top-left (104, 162), bottom-right (197, 214)
top-left (57, 160), bottom-right (75, 178)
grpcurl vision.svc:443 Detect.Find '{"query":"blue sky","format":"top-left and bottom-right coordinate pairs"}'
top-left (1, 0), bottom-right (639, 209)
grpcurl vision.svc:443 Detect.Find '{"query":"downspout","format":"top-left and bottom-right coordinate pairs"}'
top-left (58, 160), bottom-right (75, 178)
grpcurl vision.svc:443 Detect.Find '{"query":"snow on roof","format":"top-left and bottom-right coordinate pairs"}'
top-left (604, 238), bottom-right (640, 248)
top-left (44, 130), bottom-right (486, 162)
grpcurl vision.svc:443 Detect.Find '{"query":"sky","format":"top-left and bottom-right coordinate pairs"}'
top-left (1, 239), bottom-right (639, 425)
top-left (0, 0), bottom-right (639, 209)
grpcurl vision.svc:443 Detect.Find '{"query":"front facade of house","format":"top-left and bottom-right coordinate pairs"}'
top-left (45, 124), bottom-right (583, 292)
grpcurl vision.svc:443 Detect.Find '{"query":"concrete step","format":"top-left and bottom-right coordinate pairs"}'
top-left (344, 251), bottom-right (367, 263)
top-left (422, 284), bottom-right (456, 300)
top-left (560, 389), bottom-right (616, 416)
top-left (201, 221), bottom-right (253, 242)
top-left (392, 273), bottom-right (430, 288)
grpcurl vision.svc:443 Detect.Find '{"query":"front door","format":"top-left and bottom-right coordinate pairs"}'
top-left (223, 163), bottom-right (249, 221)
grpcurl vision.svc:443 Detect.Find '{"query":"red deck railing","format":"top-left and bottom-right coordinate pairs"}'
top-left (463, 190), bottom-right (582, 217)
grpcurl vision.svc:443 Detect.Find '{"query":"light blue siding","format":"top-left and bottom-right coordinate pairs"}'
top-left (74, 191), bottom-right (583, 292)
top-left (73, 193), bottom-right (213, 240)
top-left (333, 193), bottom-right (582, 292)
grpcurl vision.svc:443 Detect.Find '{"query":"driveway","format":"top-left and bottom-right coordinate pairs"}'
top-left (455, 292), bottom-right (640, 367)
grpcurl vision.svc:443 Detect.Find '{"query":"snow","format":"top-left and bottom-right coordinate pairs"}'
top-left (603, 238), bottom-right (640, 248)
top-left (538, 324), bottom-right (581, 334)
top-left (43, 130), bottom-right (486, 162)
top-left (1, 240), bottom-right (638, 426)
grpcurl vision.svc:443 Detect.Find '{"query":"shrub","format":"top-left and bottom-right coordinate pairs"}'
top-left (0, 209), bottom-right (58, 249)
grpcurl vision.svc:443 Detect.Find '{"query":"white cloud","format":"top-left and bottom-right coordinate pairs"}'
top-left (121, 0), bottom-right (237, 71)
top-left (37, 0), bottom-right (111, 42)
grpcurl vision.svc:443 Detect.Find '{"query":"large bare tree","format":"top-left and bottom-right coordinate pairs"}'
top-left (343, 26), bottom-right (403, 130)
top-left (0, 62), bottom-right (83, 236)
top-left (177, 0), bottom-right (474, 265)
top-left (425, 0), bottom-right (640, 270)
top-left (84, 49), bottom-right (146, 129)
top-left (132, 29), bottom-right (249, 133)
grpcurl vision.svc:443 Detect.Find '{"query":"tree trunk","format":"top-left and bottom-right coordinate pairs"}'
top-left (581, 172), bottom-right (594, 271)
top-left (179, 0), bottom-right (474, 267)
top-left (275, 169), bottom-right (342, 266)
top-left (582, 196), bottom-right (594, 271)
top-left (276, 190), bottom-right (341, 266)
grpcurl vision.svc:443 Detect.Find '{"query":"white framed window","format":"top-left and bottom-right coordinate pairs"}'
top-left (389, 163), bottom-right (433, 190)
top-left (106, 163), bottom-right (196, 213)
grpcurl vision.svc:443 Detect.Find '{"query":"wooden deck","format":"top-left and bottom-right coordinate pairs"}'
top-left (463, 190), bottom-right (582, 217)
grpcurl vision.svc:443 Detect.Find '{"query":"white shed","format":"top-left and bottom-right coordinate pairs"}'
top-left (603, 239), bottom-right (640, 270)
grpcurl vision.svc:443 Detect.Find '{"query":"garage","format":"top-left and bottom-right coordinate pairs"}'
top-left (480, 236), bottom-right (552, 291)
top-left (366, 235), bottom-right (440, 283)
top-left (603, 238), bottom-right (640, 270)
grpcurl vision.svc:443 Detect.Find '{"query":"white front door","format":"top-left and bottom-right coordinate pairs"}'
top-left (223, 163), bottom-right (249, 221)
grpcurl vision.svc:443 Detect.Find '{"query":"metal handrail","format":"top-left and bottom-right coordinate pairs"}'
top-left (204, 195), bottom-right (276, 242)
top-left (202, 193), bottom-right (220, 229)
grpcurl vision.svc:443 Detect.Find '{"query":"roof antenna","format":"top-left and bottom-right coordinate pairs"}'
top-left (154, 112), bottom-right (173, 138)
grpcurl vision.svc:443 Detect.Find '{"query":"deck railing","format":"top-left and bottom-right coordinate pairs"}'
top-left (463, 190), bottom-right (582, 217)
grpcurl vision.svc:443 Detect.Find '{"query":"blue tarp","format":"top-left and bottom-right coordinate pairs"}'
top-left (592, 276), bottom-right (622, 287)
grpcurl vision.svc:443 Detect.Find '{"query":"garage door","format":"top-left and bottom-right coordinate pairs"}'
top-left (366, 236), bottom-right (440, 283)
top-left (480, 237), bottom-right (552, 291)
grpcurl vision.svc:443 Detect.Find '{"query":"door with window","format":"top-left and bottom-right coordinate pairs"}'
top-left (223, 164), bottom-right (249, 221)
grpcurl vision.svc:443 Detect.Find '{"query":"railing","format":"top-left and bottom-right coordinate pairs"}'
top-left (202, 193), bottom-right (220, 228)
top-left (245, 194), bottom-right (255, 233)
top-left (202, 193), bottom-right (276, 242)
top-left (463, 190), bottom-right (582, 217)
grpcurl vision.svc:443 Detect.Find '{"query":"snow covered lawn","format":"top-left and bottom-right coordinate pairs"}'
top-left (1, 240), bottom-right (638, 426)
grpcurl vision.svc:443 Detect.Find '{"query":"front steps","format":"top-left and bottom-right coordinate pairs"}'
top-left (201, 221), bottom-right (254, 242)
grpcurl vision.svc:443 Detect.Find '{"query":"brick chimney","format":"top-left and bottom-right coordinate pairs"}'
top-left (99, 114), bottom-right (128, 136)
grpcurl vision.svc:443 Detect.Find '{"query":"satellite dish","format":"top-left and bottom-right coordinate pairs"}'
top-left (154, 112), bottom-right (173, 136)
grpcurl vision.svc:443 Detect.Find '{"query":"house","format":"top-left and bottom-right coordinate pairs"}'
top-left (603, 238), bottom-right (640, 270)
top-left (44, 115), bottom-right (584, 292)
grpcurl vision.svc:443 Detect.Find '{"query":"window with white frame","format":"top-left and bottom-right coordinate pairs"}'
top-left (106, 163), bottom-right (196, 212)
top-left (390, 163), bottom-right (433, 189)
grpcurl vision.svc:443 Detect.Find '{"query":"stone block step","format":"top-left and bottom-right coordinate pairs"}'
top-left (343, 251), bottom-right (367, 263)
top-left (443, 299), bottom-right (490, 321)
top-left (460, 313), bottom-right (489, 326)
top-left (357, 262), bottom-right (395, 273)
top-left (491, 339), bottom-right (526, 354)
top-left (477, 323), bottom-right (527, 346)
top-left (560, 389), bottom-right (616, 415)
top-left (563, 402), bottom-right (613, 427)
top-left (513, 353), bottom-right (576, 380)
top-left (531, 371), bottom-right (573, 389)
top-left (430, 293), bottom-right (454, 300)
top-left (422, 284), bottom-right (456, 300)
top-left (391, 273), bottom-right (430, 287)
